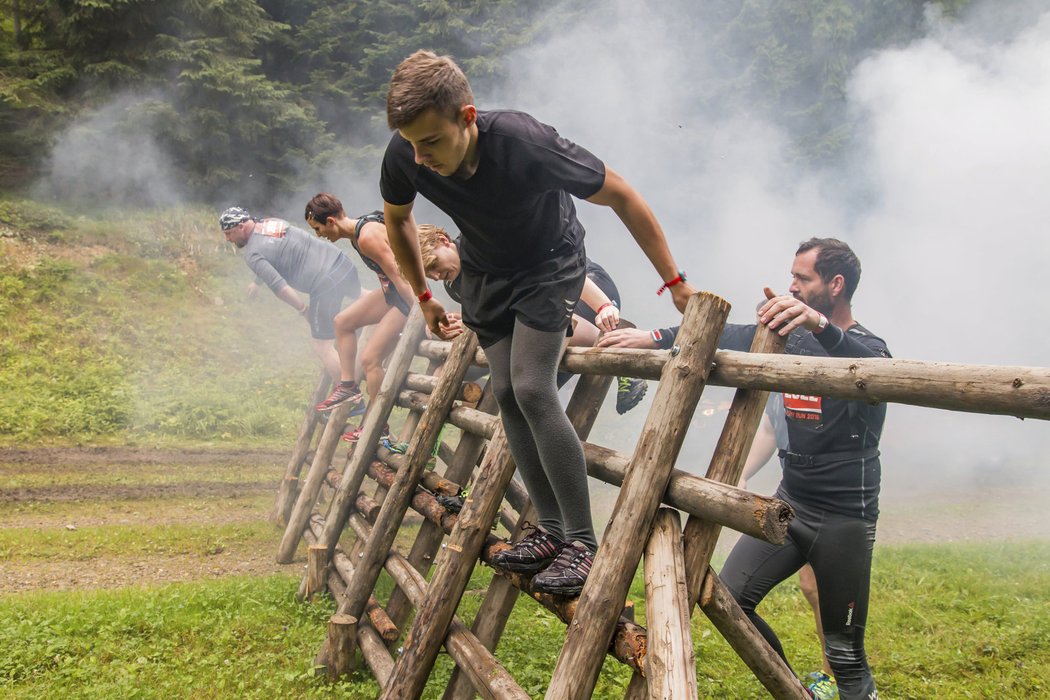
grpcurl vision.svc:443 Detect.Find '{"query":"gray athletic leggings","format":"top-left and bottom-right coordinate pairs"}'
top-left (484, 320), bottom-right (597, 552)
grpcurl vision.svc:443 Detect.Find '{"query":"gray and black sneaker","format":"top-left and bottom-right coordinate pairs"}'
top-left (616, 377), bottom-right (648, 414)
top-left (490, 523), bottom-right (566, 574)
top-left (531, 540), bottom-right (594, 596)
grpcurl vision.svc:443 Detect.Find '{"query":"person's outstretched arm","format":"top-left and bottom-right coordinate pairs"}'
top-left (383, 201), bottom-right (458, 338)
top-left (586, 167), bottom-right (696, 313)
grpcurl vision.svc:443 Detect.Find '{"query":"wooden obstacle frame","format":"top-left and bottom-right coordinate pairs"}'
top-left (271, 294), bottom-right (1050, 699)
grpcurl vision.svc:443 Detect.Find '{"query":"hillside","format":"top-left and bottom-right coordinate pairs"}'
top-left (0, 198), bottom-right (328, 447)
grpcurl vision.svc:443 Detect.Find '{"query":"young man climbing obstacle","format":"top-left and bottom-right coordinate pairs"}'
top-left (378, 49), bottom-right (695, 595)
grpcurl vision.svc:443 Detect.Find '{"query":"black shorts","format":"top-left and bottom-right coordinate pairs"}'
top-left (458, 246), bottom-right (587, 348)
top-left (380, 279), bottom-right (411, 316)
top-left (308, 262), bottom-right (361, 340)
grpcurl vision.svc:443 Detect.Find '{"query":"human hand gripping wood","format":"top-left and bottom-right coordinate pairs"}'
top-left (758, 286), bottom-right (824, 336)
top-left (420, 297), bottom-right (461, 339)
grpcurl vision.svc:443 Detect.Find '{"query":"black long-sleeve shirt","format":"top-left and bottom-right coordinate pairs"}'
top-left (655, 320), bottom-right (891, 520)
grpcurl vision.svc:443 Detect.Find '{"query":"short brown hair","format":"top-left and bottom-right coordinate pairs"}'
top-left (305, 193), bottom-right (344, 225)
top-left (387, 50), bottom-right (474, 130)
top-left (417, 223), bottom-right (451, 270)
top-left (796, 237), bottom-right (862, 301)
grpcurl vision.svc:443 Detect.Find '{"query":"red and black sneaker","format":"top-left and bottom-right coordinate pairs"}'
top-left (316, 381), bottom-right (363, 413)
top-left (341, 423), bottom-right (390, 443)
top-left (530, 541), bottom-right (594, 596)
top-left (490, 523), bottom-right (566, 574)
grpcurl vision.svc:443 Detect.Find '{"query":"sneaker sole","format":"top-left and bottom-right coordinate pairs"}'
top-left (316, 395), bottom-right (363, 413)
top-left (492, 558), bottom-right (558, 574)
top-left (531, 581), bottom-right (584, 596)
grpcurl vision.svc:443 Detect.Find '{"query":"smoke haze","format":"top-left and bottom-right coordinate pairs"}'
top-left (31, 1), bottom-right (1050, 521)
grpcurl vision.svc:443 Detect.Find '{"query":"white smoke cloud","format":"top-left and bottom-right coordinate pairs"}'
top-left (494, 0), bottom-right (1050, 505)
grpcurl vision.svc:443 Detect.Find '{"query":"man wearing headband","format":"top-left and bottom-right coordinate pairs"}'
top-left (220, 206), bottom-right (361, 382)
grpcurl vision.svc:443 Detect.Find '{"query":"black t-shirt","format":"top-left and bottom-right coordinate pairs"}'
top-left (659, 320), bottom-right (891, 520)
top-left (380, 110), bottom-right (606, 276)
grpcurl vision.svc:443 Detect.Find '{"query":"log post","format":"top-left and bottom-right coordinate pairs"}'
top-left (379, 423), bottom-right (520, 699)
top-left (445, 365), bottom-right (615, 700)
top-left (304, 543), bottom-right (329, 601)
top-left (344, 510), bottom-right (530, 700)
top-left (672, 323), bottom-right (809, 698)
top-left (386, 388), bottom-right (500, 634)
top-left (335, 330), bottom-right (480, 662)
top-left (700, 568), bottom-right (809, 698)
top-left (643, 509), bottom-right (697, 699)
top-left (323, 613), bottom-right (358, 681)
top-left (314, 307), bottom-right (427, 555)
top-left (276, 396), bottom-right (354, 564)
top-left (271, 372), bottom-right (331, 525)
top-left (312, 570), bottom-right (395, 686)
top-left (546, 291), bottom-right (730, 700)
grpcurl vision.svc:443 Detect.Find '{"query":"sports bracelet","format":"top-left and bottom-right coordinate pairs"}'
top-left (596, 302), bottom-right (615, 315)
top-left (417, 289), bottom-right (433, 303)
top-left (656, 271), bottom-right (686, 296)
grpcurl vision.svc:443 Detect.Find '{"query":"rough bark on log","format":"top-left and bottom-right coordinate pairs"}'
top-left (547, 291), bottom-right (730, 700)
top-left (271, 372), bottom-right (330, 525)
top-left (405, 372), bottom-right (483, 403)
top-left (315, 308), bottom-right (427, 555)
top-left (323, 614), bottom-right (357, 681)
top-left (276, 397), bottom-right (353, 563)
top-left (304, 544), bottom-right (329, 601)
top-left (342, 512), bottom-right (529, 700)
top-left (643, 509), bottom-right (697, 699)
top-left (700, 568), bottom-right (810, 699)
top-left (338, 329), bottom-right (480, 673)
top-left (312, 571), bottom-right (395, 686)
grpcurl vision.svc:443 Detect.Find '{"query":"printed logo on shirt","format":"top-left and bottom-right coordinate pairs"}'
top-left (783, 393), bottom-right (822, 421)
top-left (562, 298), bottom-right (576, 319)
top-left (257, 219), bottom-right (288, 238)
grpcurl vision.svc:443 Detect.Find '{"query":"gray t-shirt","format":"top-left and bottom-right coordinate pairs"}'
top-left (241, 218), bottom-right (349, 294)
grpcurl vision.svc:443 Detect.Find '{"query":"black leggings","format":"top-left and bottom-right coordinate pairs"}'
top-left (720, 498), bottom-right (878, 700)
top-left (485, 319), bottom-right (596, 552)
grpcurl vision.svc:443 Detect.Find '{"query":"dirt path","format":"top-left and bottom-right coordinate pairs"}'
top-left (0, 446), bottom-right (304, 594)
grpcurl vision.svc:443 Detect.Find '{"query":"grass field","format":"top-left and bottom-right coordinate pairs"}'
top-left (2, 448), bottom-right (1050, 699)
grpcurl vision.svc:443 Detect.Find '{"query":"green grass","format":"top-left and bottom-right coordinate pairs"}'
top-left (2, 542), bottom-right (1049, 698)
top-left (0, 197), bottom-right (334, 447)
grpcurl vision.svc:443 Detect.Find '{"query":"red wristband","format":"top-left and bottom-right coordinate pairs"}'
top-left (656, 271), bottom-right (686, 296)
top-left (417, 289), bottom-right (433, 303)
top-left (596, 302), bottom-right (615, 314)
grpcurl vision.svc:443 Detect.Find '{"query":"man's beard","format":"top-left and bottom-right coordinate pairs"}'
top-left (795, 290), bottom-right (834, 317)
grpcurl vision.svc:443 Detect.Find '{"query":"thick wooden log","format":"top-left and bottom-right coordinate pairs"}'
top-left (420, 338), bottom-right (1050, 420)
top-left (304, 544), bottom-right (329, 601)
top-left (584, 442), bottom-right (792, 544)
top-left (276, 396), bottom-right (353, 564)
top-left (547, 291), bottom-right (730, 700)
top-left (271, 372), bottom-right (331, 525)
top-left (700, 568), bottom-right (809, 698)
top-left (302, 521), bottom-right (399, 644)
top-left (677, 324), bottom-right (807, 698)
top-left (384, 389), bottom-right (500, 635)
top-left (411, 398), bottom-right (793, 544)
top-left (380, 421), bottom-right (520, 699)
top-left (343, 511), bottom-right (529, 700)
top-left (323, 614), bottom-right (357, 681)
top-left (445, 372), bottom-right (614, 700)
top-left (405, 372), bottom-right (483, 403)
top-left (315, 307), bottom-right (428, 555)
top-left (643, 509), bottom-right (697, 699)
top-left (312, 572), bottom-right (395, 686)
top-left (338, 330), bottom-right (480, 669)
